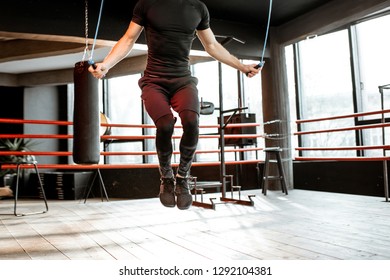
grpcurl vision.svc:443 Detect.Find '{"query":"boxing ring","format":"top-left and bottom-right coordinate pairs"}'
top-left (0, 116), bottom-right (265, 210)
top-left (0, 118), bottom-right (263, 168)
top-left (295, 108), bottom-right (390, 202)
top-left (3, 105), bottom-right (390, 210)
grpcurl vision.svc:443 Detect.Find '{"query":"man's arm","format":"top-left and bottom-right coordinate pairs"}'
top-left (196, 28), bottom-right (260, 78)
top-left (89, 21), bottom-right (144, 79)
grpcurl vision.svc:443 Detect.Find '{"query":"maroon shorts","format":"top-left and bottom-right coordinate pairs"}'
top-left (138, 75), bottom-right (199, 123)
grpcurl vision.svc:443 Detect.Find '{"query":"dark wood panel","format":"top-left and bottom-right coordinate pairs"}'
top-left (294, 161), bottom-right (385, 197)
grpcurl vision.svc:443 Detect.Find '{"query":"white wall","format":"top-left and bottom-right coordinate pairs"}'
top-left (24, 86), bottom-right (60, 164)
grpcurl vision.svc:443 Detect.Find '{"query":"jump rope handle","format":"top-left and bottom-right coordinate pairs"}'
top-left (246, 61), bottom-right (264, 76)
top-left (88, 60), bottom-right (97, 70)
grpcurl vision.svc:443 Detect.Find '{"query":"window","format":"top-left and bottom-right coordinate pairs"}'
top-left (193, 60), bottom-right (263, 162)
top-left (242, 59), bottom-right (263, 160)
top-left (289, 13), bottom-right (390, 159)
top-left (192, 61), bottom-right (220, 162)
top-left (105, 74), bottom-right (144, 163)
top-left (285, 44), bottom-right (298, 156)
top-left (295, 30), bottom-right (355, 157)
top-left (355, 15), bottom-right (390, 115)
top-left (354, 14), bottom-right (390, 156)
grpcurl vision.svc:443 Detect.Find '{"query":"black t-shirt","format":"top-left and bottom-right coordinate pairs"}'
top-left (132, 0), bottom-right (210, 77)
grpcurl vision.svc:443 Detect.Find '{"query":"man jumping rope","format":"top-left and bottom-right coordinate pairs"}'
top-left (90, 0), bottom-right (260, 210)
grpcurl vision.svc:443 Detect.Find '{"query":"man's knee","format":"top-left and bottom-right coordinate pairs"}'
top-left (180, 110), bottom-right (199, 131)
top-left (156, 114), bottom-right (176, 136)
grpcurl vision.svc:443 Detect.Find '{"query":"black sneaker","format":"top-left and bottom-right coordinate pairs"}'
top-left (159, 177), bottom-right (176, 207)
top-left (175, 177), bottom-right (192, 210)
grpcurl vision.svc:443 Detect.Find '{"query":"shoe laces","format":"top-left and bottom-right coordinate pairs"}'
top-left (161, 177), bottom-right (175, 191)
top-left (176, 177), bottom-right (190, 191)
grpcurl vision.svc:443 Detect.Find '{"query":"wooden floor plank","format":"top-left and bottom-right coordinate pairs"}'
top-left (1, 189), bottom-right (390, 260)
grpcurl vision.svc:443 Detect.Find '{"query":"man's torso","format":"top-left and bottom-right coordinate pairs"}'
top-left (133, 0), bottom-right (210, 77)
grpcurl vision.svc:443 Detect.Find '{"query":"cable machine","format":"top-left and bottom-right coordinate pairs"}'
top-left (191, 0), bottom-right (274, 209)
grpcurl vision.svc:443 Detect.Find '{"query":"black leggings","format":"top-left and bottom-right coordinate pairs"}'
top-left (156, 110), bottom-right (199, 178)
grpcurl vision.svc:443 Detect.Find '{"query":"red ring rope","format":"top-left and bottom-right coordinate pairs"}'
top-left (294, 122), bottom-right (390, 136)
top-left (0, 134), bottom-right (72, 139)
top-left (296, 145), bottom-right (390, 151)
top-left (0, 118), bottom-right (72, 126)
top-left (0, 133), bottom-right (263, 140)
top-left (0, 147), bottom-right (263, 157)
top-left (294, 109), bottom-right (390, 162)
top-left (296, 109), bottom-right (390, 124)
top-left (0, 117), bottom-right (260, 129)
top-left (295, 156), bottom-right (390, 161)
top-left (0, 159), bottom-right (262, 170)
top-left (0, 117), bottom-right (263, 170)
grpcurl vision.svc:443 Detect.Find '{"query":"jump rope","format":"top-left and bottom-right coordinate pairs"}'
top-left (81, 0), bottom-right (105, 69)
top-left (256, 0), bottom-right (273, 70)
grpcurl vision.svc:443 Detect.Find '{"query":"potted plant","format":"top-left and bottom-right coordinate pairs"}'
top-left (0, 138), bottom-right (36, 191)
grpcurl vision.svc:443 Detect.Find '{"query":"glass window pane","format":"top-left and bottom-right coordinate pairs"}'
top-left (285, 44), bottom-right (299, 158)
top-left (242, 59), bottom-right (263, 160)
top-left (106, 74), bottom-right (144, 164)
top-left (193, 61), bottom-right (220, 162)
top-left (356, 14), bottom-right (390, 116)
top-left (355, 14), bottom-right (390, 156)
top-left (193, 60), bottom-right (262, 162)
top-left (297, 30), bottom-right (355, 157)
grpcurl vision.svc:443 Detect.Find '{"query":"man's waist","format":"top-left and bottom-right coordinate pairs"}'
top-left (144, 66), bottom-right (191, 78)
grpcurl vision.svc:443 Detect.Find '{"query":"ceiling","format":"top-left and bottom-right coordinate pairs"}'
top-left (0, 0), bottom-right (335, 75)
top-left (1, 0), bottom-right (387, 77)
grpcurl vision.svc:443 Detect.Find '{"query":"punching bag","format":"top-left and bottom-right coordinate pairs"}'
top-left (73, 61), bottom-right (100, 164)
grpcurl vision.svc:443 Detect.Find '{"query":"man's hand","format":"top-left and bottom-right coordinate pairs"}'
top-left (88, 63), bottom-right (109, 79)
top-left (244, 63), bottom-right (262, 78)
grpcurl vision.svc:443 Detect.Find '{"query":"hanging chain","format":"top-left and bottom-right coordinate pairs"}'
top-left (82, 0), bottom-right (90, 61)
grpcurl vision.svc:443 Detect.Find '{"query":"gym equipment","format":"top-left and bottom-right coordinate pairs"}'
top-left (72, 0), bottom-right (105, 164)
top-left (73, 61), bottom-right (100, 164)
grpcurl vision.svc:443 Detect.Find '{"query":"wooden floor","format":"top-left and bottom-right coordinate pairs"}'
top-left (1, 189), bottom-right (390, 260)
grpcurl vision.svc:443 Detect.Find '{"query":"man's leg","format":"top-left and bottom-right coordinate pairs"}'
top-left (139, 76), bottom-right (178, 208)
top-left (155, 114), bottom-right (177, 207)
top-left (177, 110), bottom-right (199, 177)
top-left (175, 110), bottom-right (199, 210)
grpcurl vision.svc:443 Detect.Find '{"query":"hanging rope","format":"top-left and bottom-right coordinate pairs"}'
top-left (82, 0), bottom-right (105, 67)
top-left (257, 0), bottom-right (273, 68)
top-left (81, 0), bottom-right (90, 62)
